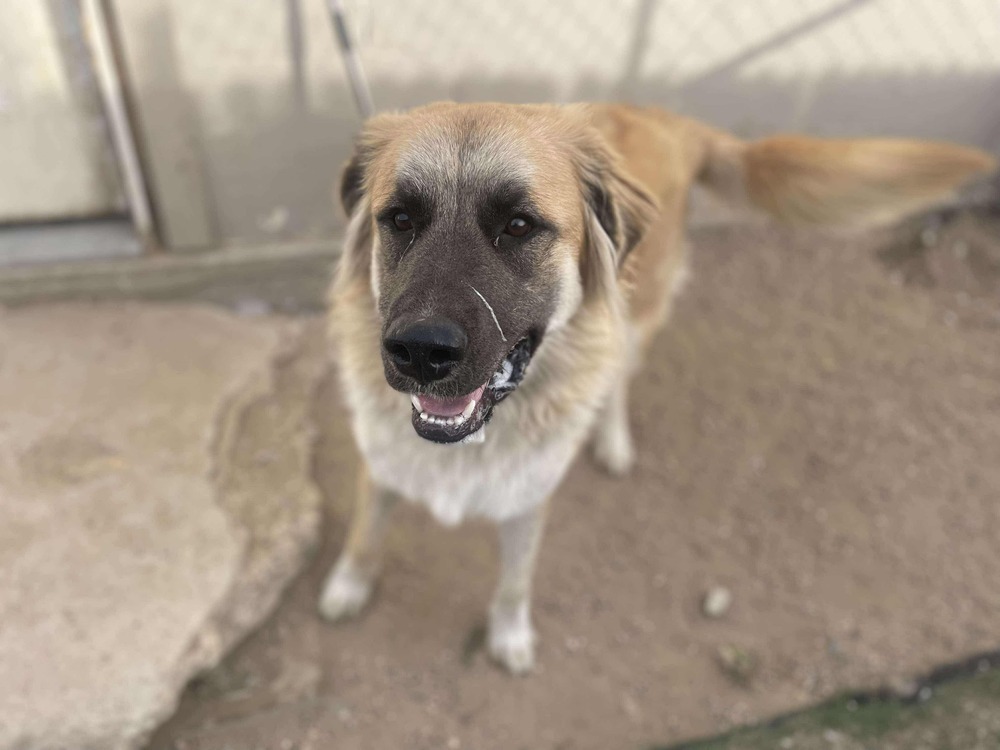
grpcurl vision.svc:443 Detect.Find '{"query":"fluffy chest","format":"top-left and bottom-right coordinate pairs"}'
top-left (350, 394), bottom-right (583, 526)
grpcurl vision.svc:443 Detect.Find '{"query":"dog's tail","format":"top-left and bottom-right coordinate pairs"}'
top-left (695, 126), bottom-right (996, 228)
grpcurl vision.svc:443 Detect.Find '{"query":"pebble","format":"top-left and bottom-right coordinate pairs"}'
top-left (823, 728), bottom-right (844, 745)
top-left (703, 586), bottom-right (732, 618)
top-left (622, 693), bottom-right (642, 722)
top-left (234, 298), bottom-right (271, 318)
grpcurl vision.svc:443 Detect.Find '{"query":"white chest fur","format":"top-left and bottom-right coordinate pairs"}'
top-left (331, 271), bottom-right (622, 527)
top-left (348, 388), bottom-right (586, 526)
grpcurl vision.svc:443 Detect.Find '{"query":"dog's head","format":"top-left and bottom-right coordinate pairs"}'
top-left (336, 103), bottom-right (655, 444)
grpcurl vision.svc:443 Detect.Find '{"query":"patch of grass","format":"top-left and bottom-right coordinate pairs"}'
top-left (654, 667), bottom-right (1000, 750)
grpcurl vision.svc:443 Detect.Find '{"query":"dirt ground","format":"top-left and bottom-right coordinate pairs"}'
top-left (148, 209), bottom-right (1000, 750)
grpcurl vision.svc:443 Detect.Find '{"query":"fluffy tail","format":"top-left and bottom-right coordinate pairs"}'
top-left (697, 129), bottom-right (996, 228)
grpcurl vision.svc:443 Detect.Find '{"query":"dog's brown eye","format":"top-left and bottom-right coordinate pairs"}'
top-left (393, 212), bottom-right (413, 231)
top-left (505, 217), bottom-right (531, 237)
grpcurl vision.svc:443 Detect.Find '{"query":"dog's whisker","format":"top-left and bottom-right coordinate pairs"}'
top-left (469, 285), bottom-right (507, 342)
top-left (402, 232), bottom-right (416, 256)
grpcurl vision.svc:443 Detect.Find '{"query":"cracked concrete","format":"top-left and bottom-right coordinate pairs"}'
top-left (0, 304), bottom-right (326, 750)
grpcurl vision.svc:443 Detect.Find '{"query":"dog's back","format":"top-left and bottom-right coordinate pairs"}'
top-left (584, 103), bottom-right (995, 344)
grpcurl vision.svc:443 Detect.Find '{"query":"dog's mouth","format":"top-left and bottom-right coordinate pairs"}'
top-left (408, 336), bottom-right (535, 444)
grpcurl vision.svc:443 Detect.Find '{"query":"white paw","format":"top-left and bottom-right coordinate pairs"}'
top-left (318, 560), bottom-right (374, 622)
top-left (592, 428), bottom-right (635, 477)
top-left (488, 608), bottom-right (536, 675)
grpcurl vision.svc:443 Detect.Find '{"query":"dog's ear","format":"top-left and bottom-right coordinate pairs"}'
top-left (332, 141), bottom-right (373, 288)
top-left (576, 136), bottom-right (657, 268)
top-left (334, 114), bottom-right (405, 287)
top-left (338, 112), bottom-right (405, 217)
top-left (573, 132), bottom-right (657, 304)
top-left (339, 150), bottom-right (366, 217)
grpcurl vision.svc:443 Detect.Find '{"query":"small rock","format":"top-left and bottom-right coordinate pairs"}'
top-left (621, 692), bottom-right (641, 722)
top-left (888, 676), bottom-right (919, 698)
top-left (823, 728), bottom-right (844, 745)
top-left (703, 587), bottom-right (732, 619)
top-left (258, 205), bottom-right (290, 233)
top-left (564, 635), bottom-right (585, 653)
top-left (234, 298), bottom-right (272, 318)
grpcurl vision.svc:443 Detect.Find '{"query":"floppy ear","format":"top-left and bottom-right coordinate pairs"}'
top-left (339, 150), bottom-right (366, 217)
top-left (333, 113), bottom-right (406, 288)
top-left (574, 134), bottom-right (657, 305)
top-left (577, 137), bottom-right (658, 267)
top-left (332, 142), bottom-right (374, 290)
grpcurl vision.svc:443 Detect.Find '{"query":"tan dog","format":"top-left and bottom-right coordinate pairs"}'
top-left (319, 102), bottom-right (994, 673)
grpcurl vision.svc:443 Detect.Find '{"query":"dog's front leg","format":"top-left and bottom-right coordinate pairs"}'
top-left (489, 502), bottom-right (548, 674)
top-left (319, 467), bottom-right (398, 622)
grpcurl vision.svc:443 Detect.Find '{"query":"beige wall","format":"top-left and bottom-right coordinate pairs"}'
top-left (0, 1), bottom-right (123, 222)
top-left (113, 0), bottom-right (1000, 248)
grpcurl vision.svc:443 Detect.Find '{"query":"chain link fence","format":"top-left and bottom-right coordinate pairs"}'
top-left (3, 0), bottom-right (999, 245)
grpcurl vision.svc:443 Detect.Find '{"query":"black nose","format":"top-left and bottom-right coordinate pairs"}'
top-left (384, 317), bottom-right (468, 384)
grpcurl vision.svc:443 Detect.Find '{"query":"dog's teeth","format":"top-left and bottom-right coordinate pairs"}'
top-left (419, 412), bottom-right (428, 421)
top-left (447, 417), bottom-right (457, 425)
top-left (410, 395), bottom-right (422, 410)
top-left (462, 400), bottom-right (476, 418)
top-left (455, 415), bottom-right (465, 425)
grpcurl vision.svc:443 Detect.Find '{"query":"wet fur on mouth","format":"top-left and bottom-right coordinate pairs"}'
top-left (410, 336), bottom-right (536, 444)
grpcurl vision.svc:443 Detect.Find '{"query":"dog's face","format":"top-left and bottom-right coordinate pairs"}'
top-left (338, 103), bottom-right (654, 444)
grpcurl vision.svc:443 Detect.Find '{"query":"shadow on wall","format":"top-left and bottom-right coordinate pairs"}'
top-left (122, 5), bottom-right (1000, 248)
top-left (195, 72), bottom-right (1000, 245)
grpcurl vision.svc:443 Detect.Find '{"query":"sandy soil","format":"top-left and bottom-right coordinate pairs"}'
top-left (148, 210), bottom-right (1000, 750)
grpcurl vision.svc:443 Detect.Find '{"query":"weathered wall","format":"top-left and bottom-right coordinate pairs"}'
top-left (0, 1), bottom-right (124, 222)
top-left (19, 0), bottom-right (1000, 246)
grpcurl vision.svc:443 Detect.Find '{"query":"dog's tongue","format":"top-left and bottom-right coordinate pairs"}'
top-left (415, 385), bottom-right (486, 417)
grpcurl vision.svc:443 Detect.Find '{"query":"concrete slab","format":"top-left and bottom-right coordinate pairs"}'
top-left (0, 304), bottom-right (325, 750)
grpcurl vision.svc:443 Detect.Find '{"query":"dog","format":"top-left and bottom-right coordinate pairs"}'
top-left (318, 102), bottom-right (995, 673)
